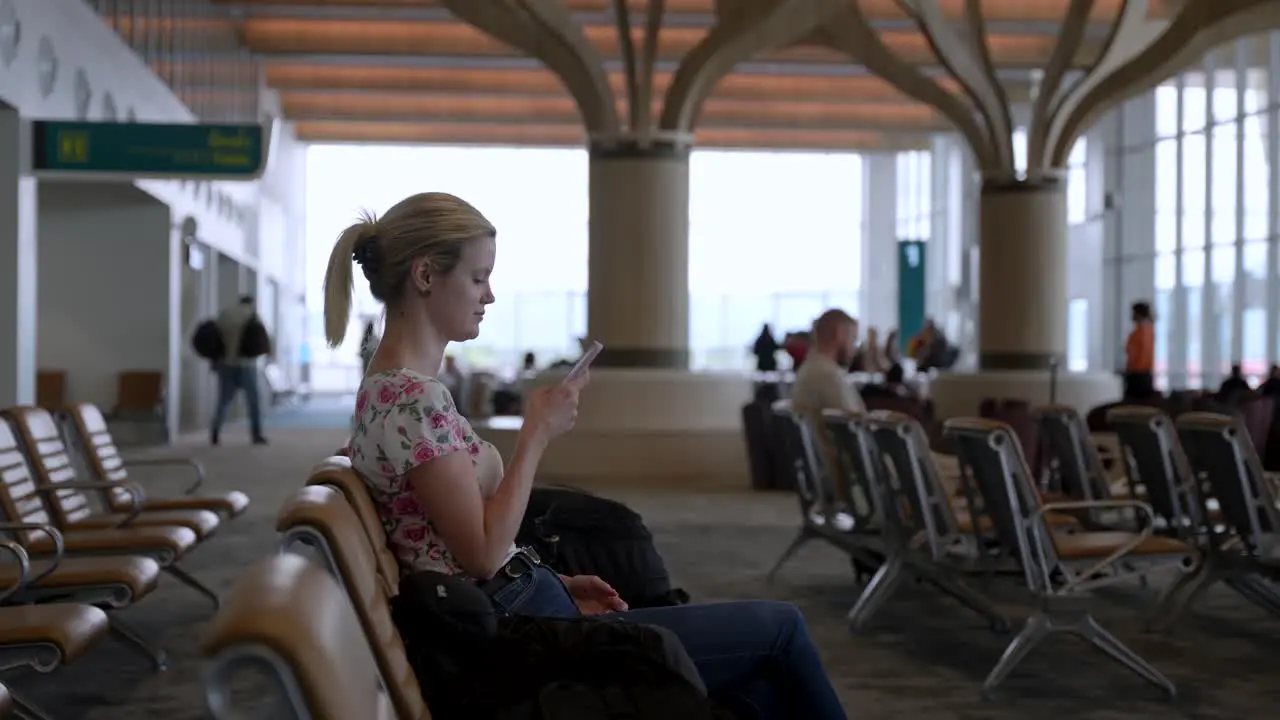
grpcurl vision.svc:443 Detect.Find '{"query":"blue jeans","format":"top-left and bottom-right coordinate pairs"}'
top-left (489, 566), bottom-right (847, 720)
top-left (211, 365), bottom-right (263, 440)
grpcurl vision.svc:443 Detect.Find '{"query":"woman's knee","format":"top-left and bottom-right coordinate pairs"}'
top-left (739, 600), bottom-right (806, 629)
top-left (640, 623), bottom-right (706, 695)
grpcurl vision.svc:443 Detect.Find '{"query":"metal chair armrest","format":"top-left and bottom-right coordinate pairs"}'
top-left (37, 481), bottom-right (147, 526)
top-left (0, 522), bottom-right (64, 586)
top-left (1036, 500), bottom-right (1161, 593)
top-left (0, 540), bottom-right (30, 602)
top-left (118, 456), bottom-right (205, 495)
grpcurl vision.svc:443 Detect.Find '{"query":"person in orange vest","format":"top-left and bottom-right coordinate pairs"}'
top-left (1123, 301), bottom-right (1156, 400)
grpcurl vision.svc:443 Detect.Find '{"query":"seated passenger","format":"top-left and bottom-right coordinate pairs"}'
top-left (323, 192), bottom-right (847, 720)
top-left (791, 309), bottom-right (866, 416)
top-left (790, 309), bottom-right (867, 514)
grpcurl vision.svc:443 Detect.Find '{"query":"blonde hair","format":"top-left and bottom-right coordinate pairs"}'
top-left (322, 192), bottom-right (495, 348)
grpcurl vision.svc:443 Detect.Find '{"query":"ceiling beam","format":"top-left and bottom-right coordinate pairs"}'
top-left (247, 53), bottom-right (1052, 80)
top-left (233, 19), bottom-right (1091, 70)
top-left (293, 119), bottom-right (932, 151)
top-left (211, 0), bottom-right (1148, 24)
top-left (278, 94), bottom-right (949, 132)
top-left (210, 3), bottom-right (1113, 38)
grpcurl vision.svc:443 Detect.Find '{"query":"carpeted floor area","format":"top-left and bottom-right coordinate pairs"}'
top-left (7, 425), bottom-right (1280, 719)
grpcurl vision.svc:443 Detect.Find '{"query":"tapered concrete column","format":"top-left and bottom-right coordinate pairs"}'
top-left (977, 180), bottom-right (1068, 371)
top-left (0, 105), bottom-right (37, 408)
top-left (587, 139), bottom-right (690, 369)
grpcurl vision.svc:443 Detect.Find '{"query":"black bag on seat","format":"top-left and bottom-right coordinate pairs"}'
top-left (518, 487), bottom-right (690, 610)
top-left (392, 571), bottom-right (731, 720)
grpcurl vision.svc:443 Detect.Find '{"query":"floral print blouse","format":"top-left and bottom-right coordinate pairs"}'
top-left (348, 369), bottom-right (512, 575)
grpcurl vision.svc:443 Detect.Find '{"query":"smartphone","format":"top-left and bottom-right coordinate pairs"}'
top-left (563, 340), bottom-right (603, 384)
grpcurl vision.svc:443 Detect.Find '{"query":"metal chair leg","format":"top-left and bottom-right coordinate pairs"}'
top-left (109, 617), bottom-right (169, 671)
top-left (1146, 562), bottom-right (1214, 633)
top-left (13, 693), bottom-right (55, 720)
top-left (766, 526), bottom-right (817, 584)
top-left (1078, 615), bottom-right (1177, 698)
top-left (847, 555), bottom-right (904, 631)
top-left (164, 564), bottom-right (220, 609)
top-left (926, 570), bottom-right (1010, 633)
top-left (1225, 575), bottom-right (1280, 618)
top-left (982, 612), bottom-right (1050, 696)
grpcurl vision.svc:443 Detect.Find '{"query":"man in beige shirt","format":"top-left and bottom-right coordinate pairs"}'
top-left (791, 309), bottom-right (866, 416)
top-left (790, 309), bottom-right (867, 513)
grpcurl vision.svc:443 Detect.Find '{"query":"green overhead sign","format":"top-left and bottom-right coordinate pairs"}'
top-left (31, 121), bottom-right (270, 180)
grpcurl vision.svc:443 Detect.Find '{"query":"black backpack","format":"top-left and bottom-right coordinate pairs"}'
top-left (518, 487), bottom-right (690, 610)
top-left (238, 316), bottom-right (271, 358)
top-left (191, 320), bottom-right (226, 361)
top-left (392, 571), bottom-right (731, 720)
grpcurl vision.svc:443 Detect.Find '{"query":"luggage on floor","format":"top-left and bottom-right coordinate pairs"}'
top-left (742, 400), bottom-right (777, 491)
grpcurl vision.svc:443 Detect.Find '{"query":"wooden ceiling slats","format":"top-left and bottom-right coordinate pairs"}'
top-left (206, 0), bottom-right (1161, 148)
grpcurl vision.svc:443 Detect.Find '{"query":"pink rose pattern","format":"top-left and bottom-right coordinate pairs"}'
top-left (348, 370), bottom-right (489, 574)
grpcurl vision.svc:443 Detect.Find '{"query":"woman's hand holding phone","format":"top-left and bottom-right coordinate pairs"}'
top-left (523, 340), bottom-right (600, 446)
top-left (524, 374), bottom-right (587, 443)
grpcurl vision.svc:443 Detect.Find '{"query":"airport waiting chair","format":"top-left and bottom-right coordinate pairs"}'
top-left (0, 518), bottom-right (165, 669)
top-left (1162, 412), bottom-right (1280, 627)
top-left (276, 485), bottom-right (429, 720)
top-left (202, 553), bottom-right (396, 720)
top-left (1106, 406), bottom-right (1208, 540)
top-left (866, 411), bottom-right (1080, 576)
top-left (3, 407), bottom-right (221, 541)
top-left (0, 538), bottom-right (115, 720)
top-left (822, 410), bottom-right (1009, 633)
top-left (0, 417), bottom-right (213, 611)
top-left (945, 418), bottom-right (1195, 698)
top-left (303, 457), bottom-right (402, 596)
top-left (765, 401), bottom-right (885, 583)
top-left (1037, 406), bottom-right (1139, 531)
top-left (59, 403), bottom-right (250, 520)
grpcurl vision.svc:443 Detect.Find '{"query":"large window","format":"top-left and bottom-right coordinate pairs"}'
top-left (1143, 34), bottom-right (1279, 388)
top-left (895, 150), bottom-right (931, 239)
top-left (304, 145), bottom-right (589, 388)
top-left (304, 145), bottom-right (868, 386)
top-left (689, 150), bottom-right (864, 369)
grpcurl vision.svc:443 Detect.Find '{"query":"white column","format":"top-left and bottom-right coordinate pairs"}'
top-left (860, 152), bottom-right (898, 334)
top-left (0, 105), bottom-right (37, 408)
top-left (586, 139), bottom-right (690, 369)
top-left (976, 181), bottom-right (1069, 370)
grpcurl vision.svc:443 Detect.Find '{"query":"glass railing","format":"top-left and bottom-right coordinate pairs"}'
top-left (300, 289), bottom-right (867, 391)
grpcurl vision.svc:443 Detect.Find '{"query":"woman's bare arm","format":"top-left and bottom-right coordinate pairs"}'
top-left (405, 432), bottom-right (547, 579)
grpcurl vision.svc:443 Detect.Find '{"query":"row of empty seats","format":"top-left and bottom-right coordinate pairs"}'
top-left (203, 457), bottom-right (427, 719)
top-left (768, 402), bottom-right (1278, 699)
top-left (0, 402), bottom-right (251, 717)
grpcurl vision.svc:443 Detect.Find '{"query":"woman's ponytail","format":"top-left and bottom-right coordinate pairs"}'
top-left (322, 221), bottom-right (370, 348)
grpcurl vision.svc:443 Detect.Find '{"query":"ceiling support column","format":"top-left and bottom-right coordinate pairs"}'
top-left (587, 136), bottom-right (691, 369)
top-left (976, 180), bottom-right (1068, 371)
